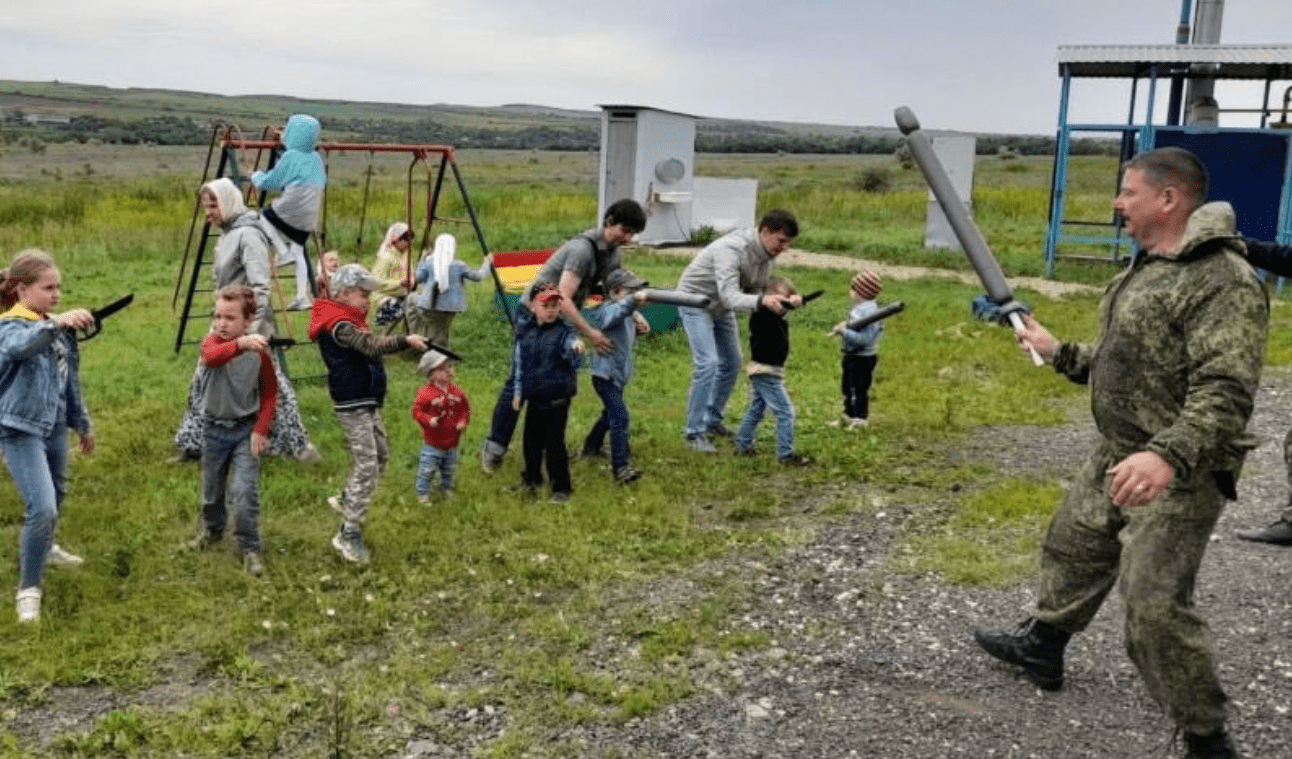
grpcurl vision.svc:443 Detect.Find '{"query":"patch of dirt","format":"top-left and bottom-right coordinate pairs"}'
top-left (530, 370), bottom-right (1292, 759)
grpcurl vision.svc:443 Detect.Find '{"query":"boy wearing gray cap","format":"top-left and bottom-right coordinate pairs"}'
top-left (309, 264), bottom-right (427, 564)
top-left (579, 268), bottom-right (650, 483)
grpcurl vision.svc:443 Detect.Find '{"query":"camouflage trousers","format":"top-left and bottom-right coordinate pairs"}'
top-left (335, 407), bottom-right (390, 529)
top-left (1035, 440), bottom-right (1229, 735)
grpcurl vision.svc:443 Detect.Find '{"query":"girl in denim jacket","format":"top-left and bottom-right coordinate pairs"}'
top-left (0, 251), bottom-right (95, 623)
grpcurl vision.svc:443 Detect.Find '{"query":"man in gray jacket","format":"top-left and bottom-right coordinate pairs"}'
top-left (676, 209), bottom-right (801, 452)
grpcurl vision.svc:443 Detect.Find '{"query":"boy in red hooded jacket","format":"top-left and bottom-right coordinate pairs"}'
top-left (308, 264), bottom-right (425, 565)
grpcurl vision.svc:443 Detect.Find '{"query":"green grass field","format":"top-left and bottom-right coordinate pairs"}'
top-left (0, 146), bottom-right (1289, 757)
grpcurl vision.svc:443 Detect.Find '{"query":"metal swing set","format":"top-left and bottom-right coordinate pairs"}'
top-left (172, 120), bottom-right (511, 354)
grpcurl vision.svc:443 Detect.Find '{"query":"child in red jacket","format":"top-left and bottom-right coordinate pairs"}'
top-left (411, 348), bottom-right (469, 503)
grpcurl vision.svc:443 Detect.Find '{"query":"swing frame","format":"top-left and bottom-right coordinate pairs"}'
top-left (173, 124), bottom-right (512, 353)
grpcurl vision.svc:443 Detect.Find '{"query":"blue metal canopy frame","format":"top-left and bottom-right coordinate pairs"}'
top-left (1045, 44), bottom-right (1292, 278)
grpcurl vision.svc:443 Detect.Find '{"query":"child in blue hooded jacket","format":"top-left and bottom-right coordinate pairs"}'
top-left (252, 113), bottom-right (326, 310)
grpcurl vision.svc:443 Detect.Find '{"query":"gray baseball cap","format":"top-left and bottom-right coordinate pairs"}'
top-left (605, 268), bottom-right (648, 292)
top-left (331, 264), bottom-right (382, 292)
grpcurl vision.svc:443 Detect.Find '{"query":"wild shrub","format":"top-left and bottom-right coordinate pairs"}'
top-left (856, 167), bottom-right (891, 193)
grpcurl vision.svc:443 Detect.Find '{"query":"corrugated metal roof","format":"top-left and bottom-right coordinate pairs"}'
top-left (1057, 44), bottom-right (1292, 79)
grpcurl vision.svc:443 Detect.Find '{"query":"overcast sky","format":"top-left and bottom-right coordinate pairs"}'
top-left (2, 1), bottom-right (1288, 134)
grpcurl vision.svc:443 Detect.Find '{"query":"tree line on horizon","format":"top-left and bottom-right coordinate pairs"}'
top-left (0, 109), bottom-right (1119, 157)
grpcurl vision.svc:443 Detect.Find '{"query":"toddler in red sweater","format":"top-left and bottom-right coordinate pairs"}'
top-left (411, 348), bottom-right (469, 502)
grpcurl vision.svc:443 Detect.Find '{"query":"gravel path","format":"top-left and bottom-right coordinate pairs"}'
top-left (542, 368), bottom-right (1292, 759)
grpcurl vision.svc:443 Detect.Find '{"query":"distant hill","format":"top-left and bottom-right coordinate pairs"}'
top-left (0, 79), bottom-right (1093, 156)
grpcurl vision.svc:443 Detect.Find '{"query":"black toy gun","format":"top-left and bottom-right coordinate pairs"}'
top-left (77, 294), bottom-right (134, 342)
top-left (846, 300), bottom-right (905, 331)
top-left (781, 289), bottom-right (824, 311)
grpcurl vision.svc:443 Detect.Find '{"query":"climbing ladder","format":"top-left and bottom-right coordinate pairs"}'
top-left (173, 122), bottom-right (510, 353)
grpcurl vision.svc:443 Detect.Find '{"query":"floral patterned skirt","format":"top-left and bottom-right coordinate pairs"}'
top-left (173, 354), bottom-right (314, 459)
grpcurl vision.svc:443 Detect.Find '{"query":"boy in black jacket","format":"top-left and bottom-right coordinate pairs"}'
top-left (734, 275), bottom-right (807, 465)
top-left (309, 264), bottom-right (426, 564)
top-left (511, 282), bottom-right (585, 502)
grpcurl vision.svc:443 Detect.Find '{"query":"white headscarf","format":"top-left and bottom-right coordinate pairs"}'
top-left (432, 233), bottom-right (456, 294)
top-left (372, 221), bottom-right (413, 291)
top-left (201, 177), bottom-right (248, 221)
top-left (377, 222), bottom-right (412, 256)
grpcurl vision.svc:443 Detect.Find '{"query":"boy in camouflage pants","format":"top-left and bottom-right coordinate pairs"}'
top-left (309, 264), bottom-right (426, 564)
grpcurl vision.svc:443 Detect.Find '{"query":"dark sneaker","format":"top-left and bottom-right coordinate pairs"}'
top-left (332, 527), bottom-right (370, 565)
top-left (578, 448), bottom-right (606, 460)
top-left (1185, 729), bottom-right (1240, 759)
top-left (1235, 519), bottom-right (1292, 545)
top-left (242, 552), bottom-right (264, 576)
top-left (186, 529), bottom-right (222, 551)
top-left (613, 465), bottom-right (642, 484)
top-left (707, 421), bottom-right (733, 438)
top-left (778, 453), bottom-right (811, 467)
top-left (973, 618), bottom-right (1070, 691)
top-left (734, 447), bottom-right (757, 457)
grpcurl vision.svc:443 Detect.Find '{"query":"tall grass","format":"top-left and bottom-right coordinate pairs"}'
top-left (0, 148), bottom-right (1280, 757)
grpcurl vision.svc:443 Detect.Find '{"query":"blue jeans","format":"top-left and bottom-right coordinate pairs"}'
top-left (735, 374), bottom-right (796, 458)
top-left (0, 421), bottom-right (69, 590)
top-left (680, 306), bottom-right (742, 438)
top-left (200, 419), bottom-right (261, 553)
top-left (583, 376), bottom-right (631, 470)
top-left (417, 443), bottom-right (460, 495)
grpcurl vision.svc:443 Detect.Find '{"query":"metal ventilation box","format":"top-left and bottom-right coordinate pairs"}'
top-left (598, 105), bottom-right (697, 245)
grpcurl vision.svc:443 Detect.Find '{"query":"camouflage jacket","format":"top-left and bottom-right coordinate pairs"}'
top-left (1052, 202), bottom-right (1269, 478)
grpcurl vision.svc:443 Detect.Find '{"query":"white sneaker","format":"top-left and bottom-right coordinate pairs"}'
top-left (48, 543), bottom-right (84, 567)
top-left (846, 416), bottom-right (869, 429)
top-left (327, 495), bottom-right (346, 516)
top-left (16, 587), bottom-right (40, 623)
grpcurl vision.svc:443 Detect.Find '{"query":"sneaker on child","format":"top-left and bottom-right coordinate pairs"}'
top-left (613, 465), bottom-right (642, 484)
top-left (16, 587), bottom-right (41, 623)
top-left (686, 435), bottom-right (717, 453)
top-left (242, 552), bottom-right (264, 576)
top-left (48, 543), bottom-right (84, 567)
top-left (332, 525), bottom-right (370, 565)
top-left (186, 529), bottom-right (222, 551)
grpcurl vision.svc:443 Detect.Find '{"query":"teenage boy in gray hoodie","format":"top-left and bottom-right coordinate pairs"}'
top-left (676, 209), bottom-right (801, 452)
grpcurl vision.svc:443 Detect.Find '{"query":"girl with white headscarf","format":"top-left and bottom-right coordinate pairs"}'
top-left (370, 222), bottom-right (414, 326)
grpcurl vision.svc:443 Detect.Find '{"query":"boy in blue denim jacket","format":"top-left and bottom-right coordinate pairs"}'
top-left (578, 268), bottom-right (650, 483)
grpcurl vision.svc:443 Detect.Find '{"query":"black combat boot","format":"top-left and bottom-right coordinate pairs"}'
top-left (972, 617), bottom-right (1070, 691)
top-left (1235, 518), bottom-right (1292, 545)
top-left (1185, 729), bottom-right (1239, 759)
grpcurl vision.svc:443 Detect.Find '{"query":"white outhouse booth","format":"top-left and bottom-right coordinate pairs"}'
top-left (597, 105), bottom-right (697, 245)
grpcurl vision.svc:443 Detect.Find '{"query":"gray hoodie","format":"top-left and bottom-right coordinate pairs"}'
top-left (677, 228), bottom-right (774, 315)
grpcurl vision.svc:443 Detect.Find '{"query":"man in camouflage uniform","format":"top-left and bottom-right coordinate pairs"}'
top-left (972, 147), bottom-right (1267, 759)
